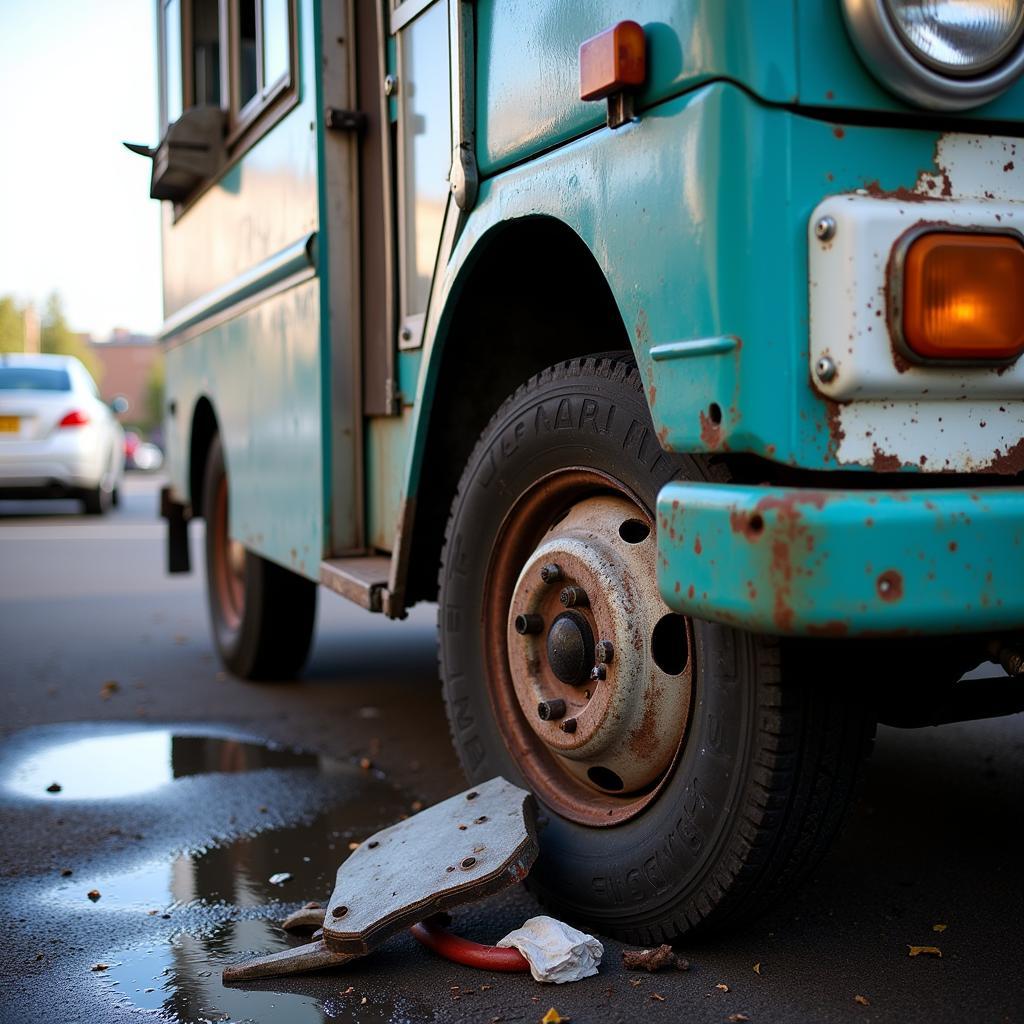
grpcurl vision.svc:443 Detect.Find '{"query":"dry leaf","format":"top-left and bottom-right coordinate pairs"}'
top-left (622, 944), bottom-right (689, 972)
top-left (854, 995), bottom-right (870, 1006)
top-left (46, 782), bottom-right (62, 793)
top-left (348, 842), bottom-right (360, 851)
top-left (90, 963), bottom-right (109, 972)
top-left (341, 987), bottom-right (354, 996)
top-left (541, 1010), bottom-right (569, 1024)
top-left (60, 868), bottom-right (73, 877)
top-left (932, 923), bottom-right (947, 933)
top-left (716, 983), bottom-right (730, 992)
top-left (908, 945), bottom-right (942, 958)
top-left (358, 757), bottom-right (373, 770)
top-left (753, 962), bottom-right (762, 975)
top-left (87, 890), bottom-right (101, 902)
top-left (728, 1015), bottom-right (751, 1022)
top-left (100, 681), bottom-right (120, 699)
top-left (650, 994), bottom-right (666, 1002)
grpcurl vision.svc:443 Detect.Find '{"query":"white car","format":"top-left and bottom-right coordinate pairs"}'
top-left (0, 353), bottom-right (126, 514)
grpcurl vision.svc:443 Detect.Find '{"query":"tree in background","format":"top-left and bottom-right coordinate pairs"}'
top-left (0, 296), bottom-right (25, 353)
top-left (40, 292), bottom-right (102, 382)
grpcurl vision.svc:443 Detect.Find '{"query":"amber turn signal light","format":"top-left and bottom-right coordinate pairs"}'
top-left (899, 231), bottom-right (1024, 363)
top-left (579, 21), bottom-right (645, 102)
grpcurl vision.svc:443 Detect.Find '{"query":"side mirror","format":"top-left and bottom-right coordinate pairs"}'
top-left (110, 395), bottom-right (129, 415)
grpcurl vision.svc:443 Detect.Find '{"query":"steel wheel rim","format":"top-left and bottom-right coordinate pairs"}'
top-left (213, 474), bottom-right (246, 631)
top-left (483, 468), bottom-right (695, 828)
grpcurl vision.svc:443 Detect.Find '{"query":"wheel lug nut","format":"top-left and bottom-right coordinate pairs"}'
top-left (537, 698), bottom-right (566, 721)
top-left (589, 665), bottom-right (607, 682)
top-left (595, 640), bottom-right (614, 664)
top-left (514, 613), bottom-right (544, 635)
top-left (560, 717), bottom-right (577, 734)
top-left (539, 563), bottom-right (562, 585)
top-left (559, 586), bottom-right (589, 608)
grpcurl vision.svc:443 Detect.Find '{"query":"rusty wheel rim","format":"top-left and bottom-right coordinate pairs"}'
top-left (212, 474), bottom-right (246, 631)
top-left (483, 469), bottom-right (695, 828)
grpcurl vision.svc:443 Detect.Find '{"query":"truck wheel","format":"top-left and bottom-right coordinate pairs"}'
top-left (202, 435), bottom-right (316, 680)
top-left (438, 355), bottom-right (874, 940)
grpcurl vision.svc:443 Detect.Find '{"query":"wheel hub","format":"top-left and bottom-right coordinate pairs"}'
top-left (505, 494), bottom-right (692, 795)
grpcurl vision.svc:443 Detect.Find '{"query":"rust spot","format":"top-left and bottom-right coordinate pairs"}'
top-left (693, 535), bottom-right (702, 555)
top-left (807, 620), bottom-right (850, 637)
top-left (948, 541), bottom-right (957, 552)
top-left (634, 308), bottom-right (650, 345)
top-left (872, 446), bottom-right (903, 472)
top-left (649, 383), bottom-right (657, 406)
top-left (877, 570), bottom-right (903, 602)
top-left (1004, 161), bottom-right (1015, 172)
top-left (687, 584), bottom-right (695, 600)
top-left (674, 581), bottom-right (681, 593)
top-left (862, 179), bottom-right (930, 204)
top-left (833, 126), bottom-right (845, 139)
top-left (825, 89), bottom-right (834, 100)
top-left (988, 437), bottom-right (1024, 475)
top-left (699, 408), bottom-right (721, 448)
top-left (823, 400), bottom-right (846, 463)
top-left (729, 509), bottom-right (765, 540)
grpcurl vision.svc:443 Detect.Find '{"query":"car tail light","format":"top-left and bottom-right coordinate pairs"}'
top-left (897, 230), bottom-right (1024, 363)
top-left (58, 410), bottom-right (90, 428)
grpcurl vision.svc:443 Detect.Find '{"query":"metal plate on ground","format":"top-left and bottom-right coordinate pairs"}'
top-left (323, 777), bottom-right (537, 954)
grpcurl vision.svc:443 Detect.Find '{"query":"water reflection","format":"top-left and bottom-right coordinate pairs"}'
top-left (8, 730), bottom-right (320, 800)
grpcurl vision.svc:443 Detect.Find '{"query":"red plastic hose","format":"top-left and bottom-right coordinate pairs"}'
top-left (409, 919), bottom-right (530, 972)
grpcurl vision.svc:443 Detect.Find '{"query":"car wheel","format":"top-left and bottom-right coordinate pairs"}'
top-left (202, 435), bottom-right (317, 680)
top-left (82, 479), bottom-right (113, 516)
top-left (438, 355), bottom-right (875, 941)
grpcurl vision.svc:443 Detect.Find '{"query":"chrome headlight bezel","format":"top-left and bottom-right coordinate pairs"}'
top-left (841, 0), bottom-right (1024, 110)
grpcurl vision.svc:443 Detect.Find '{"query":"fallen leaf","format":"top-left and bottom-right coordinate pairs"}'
top-left (541, 1010), bottom-right (569, 1024)
top-left (348, 842), bottom-right (360, 851)
top-left (60, 868), bottom-right (73, 877)
top-left (629, 978), bottom-right (643, 988)
top-left (753, 962), bottom-right (761, 975)
top-left (100, 681), bottom-right (120, 699)
top-left (932, 923), bottom-right (947, 933)
top-left (46, 782), bottom-right (62, 794)
top-left (411, 800), bottom-right (424, 812)
top-left (268, 872), bottom-right (292, 885)
top-left (341, 987), bottom-right (354, 996)
top-left (728, 1015), bottom-right (751, 1022)
top-left (716, 983), bottom-right (730, 992)
top-left (650, 993), bottom-right (666, 1002)
top-left (358, 757), bottom-right (373, 770)
top-left (360, 996), bottom-right (367, 1005)
top-left (87, 890), bottom-right (101, 902)
top-left (908, 946), bottom-right (942, 958)
top-left (854, 995), bottom-right (870, 1006)
top-left (622, 944), bottom-right (689, 972)
top-left (90, 963), bottom-right (109, 972)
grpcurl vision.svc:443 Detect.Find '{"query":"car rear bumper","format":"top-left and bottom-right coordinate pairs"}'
top-left (0, 446), bottom-right (106, 490)
top-left (656, 483), bottom-right (1024, 637)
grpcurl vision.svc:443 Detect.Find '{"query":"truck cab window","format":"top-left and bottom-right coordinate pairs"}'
top-left (238, 0), bottom-right (258, 108)
top-left (191, 0), bottom-right (221, 107)
top-left (163, 0), bottom-right (183, 125)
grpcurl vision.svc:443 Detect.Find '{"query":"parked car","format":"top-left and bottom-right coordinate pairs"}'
top-left (0, 353), bottom-right (126, 514)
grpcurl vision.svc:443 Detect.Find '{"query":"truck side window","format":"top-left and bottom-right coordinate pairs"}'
top-left (398, 1), bottom-right (451, 317)
top-left (191, 0), bottom-right (221, 107)
top-left (234, 0), bottom-right (293, 124)
top-left (162, 0), bottom-right (183, 126)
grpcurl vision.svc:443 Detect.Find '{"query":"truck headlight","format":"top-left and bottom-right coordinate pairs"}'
top-left (842, 0), bottom-right (1024, 109)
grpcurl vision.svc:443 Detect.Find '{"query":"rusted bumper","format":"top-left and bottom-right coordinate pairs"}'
top-left (656, 484), bottom-right (1024, 637)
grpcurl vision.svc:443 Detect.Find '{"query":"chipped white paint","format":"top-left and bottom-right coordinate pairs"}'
top-left (808, 133), bottom-right (1024, 472)
top-left (835, 398), bottom-right (1022, 472)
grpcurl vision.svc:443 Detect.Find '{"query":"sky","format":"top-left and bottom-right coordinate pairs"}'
top-left (0, 0), bottom-right (162, 339)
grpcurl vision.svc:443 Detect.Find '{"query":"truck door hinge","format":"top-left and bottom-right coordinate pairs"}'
top-left (325, 107), bottom-right (367, 133)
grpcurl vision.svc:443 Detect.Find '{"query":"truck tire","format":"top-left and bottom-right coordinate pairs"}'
top-left (438, 355), bottom-right (875, 940)
top-left (202, 435), bottom-right (316, 680)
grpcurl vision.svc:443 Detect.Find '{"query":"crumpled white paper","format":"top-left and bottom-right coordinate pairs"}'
top-left (496, 915), bottom-right (603, 983)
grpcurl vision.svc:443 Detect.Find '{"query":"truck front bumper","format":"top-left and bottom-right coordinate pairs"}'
top-left (657, 483), bottom-right (1024, 637)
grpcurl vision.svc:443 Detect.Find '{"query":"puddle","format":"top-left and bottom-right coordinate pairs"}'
top-left (100, 922), bottom-right (435, 1023)
top-left (7, 730), bottom-right (322, 800)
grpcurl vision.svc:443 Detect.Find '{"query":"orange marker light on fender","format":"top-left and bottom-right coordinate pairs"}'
top-left (900, 231), bottom-right (1024, 363)
top-left (579, 21), bottom-right (646, 102)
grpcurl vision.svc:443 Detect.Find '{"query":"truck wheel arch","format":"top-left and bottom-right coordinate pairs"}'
top-left (189, 396), bottom-right (219, 517)
top-left (401, 215), bottom-right (633, 608)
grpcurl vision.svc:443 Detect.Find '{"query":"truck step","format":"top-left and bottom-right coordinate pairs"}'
top-left (319, 556), bottom-right (391, 612)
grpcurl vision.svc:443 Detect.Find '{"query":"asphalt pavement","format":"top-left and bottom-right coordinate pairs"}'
top-left (0, 475), bottom-right (1021, 1024)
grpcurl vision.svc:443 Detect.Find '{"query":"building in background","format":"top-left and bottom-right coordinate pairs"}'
top-left (88, 329), bottom-right (161, 433)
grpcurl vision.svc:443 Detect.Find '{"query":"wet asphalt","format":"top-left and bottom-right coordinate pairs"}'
top-left (0, 475), bottom-right (1022, 1024)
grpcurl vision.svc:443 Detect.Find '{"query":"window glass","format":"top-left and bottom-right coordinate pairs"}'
top-left (164, 0), bottom-right (183, 123)
top-left (191, 0), bottom-right (221, 106)
top-left (0, 367), bottom-right (72, 392)
top-left (238, 0), bottom-right (259, 108)
top-left (262, 0), bottom-right (290, 89)
top-left (400, 2), bottom-right (451, 314)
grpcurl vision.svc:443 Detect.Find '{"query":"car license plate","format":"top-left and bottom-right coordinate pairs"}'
top-left (0, 415), bottom-right (19, 433)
